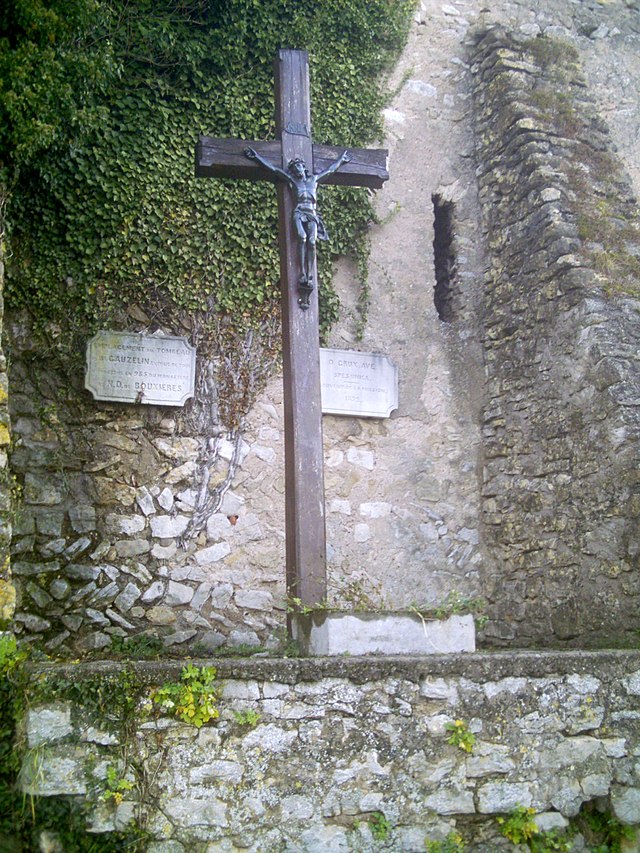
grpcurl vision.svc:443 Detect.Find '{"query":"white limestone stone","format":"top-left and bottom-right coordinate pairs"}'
top-left (194, 541), bottom-right (231, 565)
top-left (27, 705), bottom-right (72, 747)
top-left (150, 514), bottom-right (189, 538)
top-left (164, 581), bottom-right (194, 606)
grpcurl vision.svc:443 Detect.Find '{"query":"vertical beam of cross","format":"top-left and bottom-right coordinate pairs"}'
top-left (196, 49), bottom-right (388, 614)
top-left (274, 50), bottom-right (327, 608)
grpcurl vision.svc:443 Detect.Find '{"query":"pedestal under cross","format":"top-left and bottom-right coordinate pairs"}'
top-left (196, 49), bottom-right (389, 612)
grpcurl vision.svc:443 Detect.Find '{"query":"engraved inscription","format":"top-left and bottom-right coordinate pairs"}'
top-left (85, 331), bottom-right (196, 406)
top-left (319, 348), bottom-right (398, 418)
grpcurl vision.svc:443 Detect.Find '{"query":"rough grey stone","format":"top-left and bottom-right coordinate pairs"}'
top-left (146, 606), bottom-right (176, 626)
top-left (115, 539), bottom-right (151, 557)
top-left (142, 581), bottom-right (165, 603)
top-left (66, 564), bottom-right (100, 581)
top-left (218, 492), bottom-right (244, 516)
top-left (15, 613), bottom-right (50, 632)
top-left (210, 583), bottom-right (233, 609)
top-left (80, 727), bottom-right (119, 746)
top-left (106, 608), bottom-right (136, 630)
top-left (194, 541), bottom-right (231, 565)
top-left (26, 705), bottom-right (72, 747)
top-left (299, 824), bottom-right (349, 852)
top-left (611, 785), bottom-right (640, 825)
top-left (87, 582), bottom-right (119, 607)
top-left (78, 631), bottom-right (111, 651)
top-left (359, 501), bottom-right (391, 518)
top-left (424, 789), bottom-right (475, 815)
top-left (136, 487), bottom-right (156, 516)
top-left (114, 582), bottom-right (141, 612)
top-left (206, 513), bottom-right (232, 540)
top-left (33, 509), bottom-right (65, 537)
top-left (106, 513), bottom-right (146, 535)
top-left (162, 797), bottom-right (228, 828)
top-left (69, 505), bottom-right (97, 533)
top-left (21, 755), bottom-right (86, 796)
top-left (235, 590), bottom-right (273, 611)
top-left (623, 670), bottom-right (640, 696)
top-left (190, 582), bottom-right (212, 612)
top-left (49, 578), bottom-right (70, 600)
top-left (163, 629), bottom-right (198, 646)
top-left (190, 761), bottom-right (244, 786)
top-left (164, 461), bottom-right (196, 484)
top-left (12, 560), bottom-right (60, 577)
top-left (85, 608), bottom-right (110, 626)
top-left (26, 582), bottom-right (52, 609)
top-left (158, 487), bottom-right (174, 511)
top-left (24, 473), bottom-right (64, 506)
top-left (198, 630), bottom-right (225, 651)
top-left (151, 543), bottom-right (178, 559)
top-left (64, 537), bottom-right (93, 560)
top-left (120, 562), bottom-right (152, 584)
top-left (228, 629), bottom-right (260, 648)
top-left (61, 614), bottom-right (83, 632)
top-left (150, 514), bottom-right (189, 538)
top-left (39, 538), bottom-right (68, 557)
top-left (164, 580), bottom-right (194, 606)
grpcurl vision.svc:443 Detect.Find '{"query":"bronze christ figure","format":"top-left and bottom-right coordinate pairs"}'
top-left (244, 146), bottom-right (351, 307)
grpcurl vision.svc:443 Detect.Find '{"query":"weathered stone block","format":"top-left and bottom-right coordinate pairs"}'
top-left (611, 785), bottom-right (640, 825)
top-left (24, 473), bottom-right (64, 506)
top-left (477, 781), bottom-right (534, 813)
top-left (424, 789), bottom-right (475, 815)
top-left (162, 796), bottom-right (228, 828)
top-left (69, 505), bottom-right (97, 533)
top-left (20, 750), bottom-right (87, 796)
top-left (194, 542), bottom-right (231, 565)
top-left (150, 514), bottom-right (189, 538)
top-left (234, 590), bottom-right (273, 611)
top-left (293, 612), bottom-right (475, 656)
top-left (114, 582), bottom-right (141, 612)
top-left (26, 705), bottom-right (72, 747)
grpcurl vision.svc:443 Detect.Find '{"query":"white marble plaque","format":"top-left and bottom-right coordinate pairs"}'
top-left (85, 331), bottom-right (196, 406)
top-left (320, 348), bottom-right (398, 418)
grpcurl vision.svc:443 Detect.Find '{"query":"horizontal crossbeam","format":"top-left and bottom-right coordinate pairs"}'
top-left (196, 136), bottom-right (388, 190)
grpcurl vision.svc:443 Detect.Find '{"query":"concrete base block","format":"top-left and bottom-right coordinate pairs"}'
top-left (291, 611), bottom-right (476, 656)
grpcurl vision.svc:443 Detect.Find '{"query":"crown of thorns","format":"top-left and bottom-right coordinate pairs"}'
top-left (287, 158), bottom-right (309, 173)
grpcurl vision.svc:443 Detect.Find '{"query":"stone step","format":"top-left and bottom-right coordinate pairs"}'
top-left (291, 611), bottom-right (476, 656)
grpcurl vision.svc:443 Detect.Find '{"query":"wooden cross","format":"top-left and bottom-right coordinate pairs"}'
top-left (196, 49), bottom-right (388, 611)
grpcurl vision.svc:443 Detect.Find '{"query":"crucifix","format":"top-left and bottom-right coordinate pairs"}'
top-left (196, 49), bottom-right (388, 613)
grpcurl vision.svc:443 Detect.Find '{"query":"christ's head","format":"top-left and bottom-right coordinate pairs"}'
top-left (288, 158), bottom-right (309, 179)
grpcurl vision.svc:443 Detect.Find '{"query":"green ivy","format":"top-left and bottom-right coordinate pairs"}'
top-left (1, 0), bottom-right (414, 379)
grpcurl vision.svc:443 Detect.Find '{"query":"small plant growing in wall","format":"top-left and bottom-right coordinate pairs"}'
top-left (232, 709), bottom-right (261, 728)
top-left (497, 806), bottom-right (539, 845)
top-left (426, 831), bottom-right (466, 852)
top-left (152, 664), bottom-right (220, 728)
top-left (102, 764), bottom-right (135, 806)
top-left (573, 803), bottom-right (636, 853)
top-left (530, 829), bottom-right (572, 852)
top-left (445, 719), bottom-right (476, 753)
top-left (369, 811), bottom-right (391, 841)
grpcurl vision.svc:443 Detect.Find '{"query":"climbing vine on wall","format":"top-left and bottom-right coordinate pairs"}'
top-left (1, 0), bottom-right (414, 369)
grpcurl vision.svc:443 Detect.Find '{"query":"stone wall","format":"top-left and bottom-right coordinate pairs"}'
top-left (4, 1), bottom-right (640, 655)
top-left (470, 28), bottom-right (640, 647)
top-left (19, 651), bottom-right (640, 851)
top-left (0, 211), bottom-right (13, 625)
top-left (7, 339), bottom-right (289, 656)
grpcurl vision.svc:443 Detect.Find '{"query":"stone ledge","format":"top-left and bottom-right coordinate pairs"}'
top-left (28, 648), bottom-right (640, 686)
